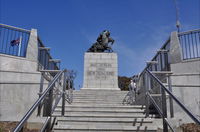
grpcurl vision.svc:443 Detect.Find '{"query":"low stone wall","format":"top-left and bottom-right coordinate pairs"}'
top-left (169, 58), bottom-right (200, 125)
top-left (0, 54), bottom-right (48, 122)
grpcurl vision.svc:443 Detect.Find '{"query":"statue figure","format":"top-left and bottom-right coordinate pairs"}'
top-left (87, 30), bottom-right (115, 52)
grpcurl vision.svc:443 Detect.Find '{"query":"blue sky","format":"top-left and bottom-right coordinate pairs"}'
top-left (0, 0), bottom-right (199, 89)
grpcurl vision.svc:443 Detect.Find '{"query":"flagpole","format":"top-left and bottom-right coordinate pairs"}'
top-left (18, 36), bottom-right (22, 56)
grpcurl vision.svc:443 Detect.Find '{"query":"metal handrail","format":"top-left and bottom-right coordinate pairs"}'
top-left (38, 37), bottom-right (60, 71)
top-left (13, 70), bottom-right (66, 132)
top-left (0, 23), bottom-right (31, 33)
top-left (146, 69), bottom-right (200, 124)
top-left (138, 38), bottom-right (170, 81)
top-left (178, 29), bottom-right (200, 35)
top-left (122, 90), bottom-right (135, 105)
top-left (147, 92), bottom-right (175, 132)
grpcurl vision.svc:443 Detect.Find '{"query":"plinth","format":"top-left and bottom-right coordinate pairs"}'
top-left (82, 52), bottom-right (120, 90)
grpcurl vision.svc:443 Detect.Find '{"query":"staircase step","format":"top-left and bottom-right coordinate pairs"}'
top-left (53, 90), bottom-right (158, 131)
top-left (56, 117), bottom-right (153, 126)
top-left (56, 121), bottom-right (152, 127)
top-left (56, 105), bottom-right (145, 109)
top-left (54, 108), bottom-right (145, 113)
top-left (53, 124), bottom-right (157, 131)
top-left (56, 117), bottom-right (152, 123)
top-left (52, 112), bottom-right (145, 118)
top-left (72, 100), bottom-right (123, 103)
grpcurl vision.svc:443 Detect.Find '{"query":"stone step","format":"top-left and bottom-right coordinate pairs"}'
top-left (53, 124), bottom-right (157, 131)
top-left (74, 90), bottom-right (128, 93)
top-left (52, 112), bottom-right (145, 118)
top-left (56, 105), bottom-right (145, 109)
top-left (56, 117), bottom-right (152, 123)
top-left (72, 101), bottom-right (123, 103)
top-left (72, 98), bottom-right (125, 101)
top-left (56, 121), bottom-right (152, 127)
top-left (73, 95), bottom-right (126, 98)
top-left (54, 110), bottom-right (144, 114)
top-left (56, 117), bottom-right (153, 126)
top-left (72, 95), bottom-right (126, 98)
top-left (73, 98), bottom-right (124, 101)
top-left (73, 92), bottom-right (128, 95)
top-left (73, 92), bottom-right (127, 95)
top-left (67, 103), bottom-right (125, 106)
top-left (54, 108), bottom-right (145, 113)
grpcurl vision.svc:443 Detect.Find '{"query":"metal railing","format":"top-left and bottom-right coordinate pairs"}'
top-left (13, 69), bottom-right (73, 132)
top-left (0, 24), bottom-right (30, 57)
top-left (147, 38), bottom-right (170, 72)
top-left (179, 29), bottom-right (200, 60)
top-left (144, 69), bottom-right (200, 132)
top-left (135, 30), bottom-right (200, 131)
top-left (122, 89), bottom-right (135, 105)
top-left (38, 37), bottom-right (60, 71)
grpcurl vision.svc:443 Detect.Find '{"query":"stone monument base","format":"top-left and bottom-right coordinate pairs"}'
top-left (81, 52), bottom-right (120, 90)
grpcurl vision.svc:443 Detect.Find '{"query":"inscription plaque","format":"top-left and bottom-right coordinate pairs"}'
top-left (82, 53), bottom-right (119, 90)
top-left (87, 63), bottom-right (114, 80)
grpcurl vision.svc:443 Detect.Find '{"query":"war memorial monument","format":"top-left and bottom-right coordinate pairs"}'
top-left (82, 30), bottom-right (120, 90)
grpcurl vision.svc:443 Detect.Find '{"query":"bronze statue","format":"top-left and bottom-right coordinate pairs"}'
top-left (87, 30), bottom-right (115, 52)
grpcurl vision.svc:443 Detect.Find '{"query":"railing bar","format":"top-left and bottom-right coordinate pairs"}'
top-left (183, 35), bottom-right (188, 59)
top-left (179, 36), bottom-right (185, 59)
top-left (194, 33), bottom-right (199, 57)
top-left (51, 94), bottom-right (62, 114)
top-left (178, 29), bottom-right (200, 35)
top-left (13, 70), bottom-right (64, 132)
top-left (187, 34), bottom-right (192, 59)
top-left (0, 27), bottom-right (3, 53)
top-left (8, 29), bottom-right (13, 54)
top-left (6, 28), bottom-right (10, 54)
top-left (0, 23), bottom-right (30, 33)
top-left (21, 33), bottom-right (25, 57)
top-left (23, 33), bottom-right (28, 57)
top-left (1, 28), bottom-right (6, 53)
top-left (183, 35), bottom-right (187, 59)
top-left (198, 32), bottom-right (200, 57)
top-left (147, 92), bottom-right (163, 116)
top-left (5, 29), bottom-right (10, 55)
top-left (190, 33), bottom-right (195, 58)
top-left (164, 118), bottom-right (176, 132)
top-left (26, 32), bottom-right (30, 56)
top-left (146, 69), bottom-right (200, 124)
top-left (11, 29), bottom-right (16, 55)
top-left (40, 116), bottom-right (51, 132)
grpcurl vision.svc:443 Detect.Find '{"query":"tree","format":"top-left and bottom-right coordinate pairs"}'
top-left (118, 76), bottom-right (131, 91)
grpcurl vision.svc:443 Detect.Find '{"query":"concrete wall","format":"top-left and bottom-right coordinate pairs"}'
top-left (0, 29), bottom-right (48, 123)
top-left (167, 31), bottom-right (200, 125)
top-left (170, 59), bottom-right (200, 124)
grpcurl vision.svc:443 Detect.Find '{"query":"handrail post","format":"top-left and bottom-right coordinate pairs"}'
top-left (37, 73), bottom-right (44, 116)
top-left (167, 74), bottom-right (174, 118)
top-left (45, 84), bottom-right (54, 131)
top-left (161, 85), bottom-right (168, 132)
top-left (145, 72), bottom-right (149, 117)
top-left (62, 70), bottom-right (67, 116)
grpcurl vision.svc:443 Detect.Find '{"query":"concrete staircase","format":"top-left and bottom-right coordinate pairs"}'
top-left (53, 90), bottom-right (159, 132)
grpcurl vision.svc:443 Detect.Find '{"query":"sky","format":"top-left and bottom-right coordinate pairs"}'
top-left (0, 0), bottom-right (199, 89)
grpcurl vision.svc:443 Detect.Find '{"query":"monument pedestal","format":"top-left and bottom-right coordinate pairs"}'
top-left (82, 52), bottom-right (120, 90)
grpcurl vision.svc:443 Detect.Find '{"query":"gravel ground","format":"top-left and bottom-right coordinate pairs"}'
top-left (180, 123), bottom-right (200, 132)
top-left (0, 122), bottom-right (39, 132)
